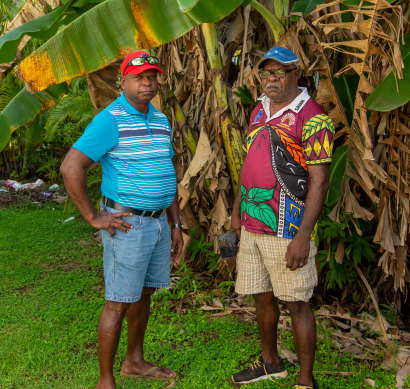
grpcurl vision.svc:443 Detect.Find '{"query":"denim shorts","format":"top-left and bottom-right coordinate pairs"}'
top-left (100, 205), bottom-right (171, 303)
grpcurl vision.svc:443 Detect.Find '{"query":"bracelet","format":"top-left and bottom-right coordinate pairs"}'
top-left (171, 223), bottom-right (184, 229)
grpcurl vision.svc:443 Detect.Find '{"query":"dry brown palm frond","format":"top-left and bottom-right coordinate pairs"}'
top-left (284, 0), bottom-right (408, 291)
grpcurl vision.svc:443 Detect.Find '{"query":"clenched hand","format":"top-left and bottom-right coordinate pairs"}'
top-left (171, 228), bottom-right (184, 262)
top-left (284, 235), bottom-right (310, 271)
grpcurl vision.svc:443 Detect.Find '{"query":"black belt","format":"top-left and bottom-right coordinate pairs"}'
top-left (102, 197), bottom-right (165, 218)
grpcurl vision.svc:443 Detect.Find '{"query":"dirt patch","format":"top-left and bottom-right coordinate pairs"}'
top-left (0, 188), bottom-right (66, 208)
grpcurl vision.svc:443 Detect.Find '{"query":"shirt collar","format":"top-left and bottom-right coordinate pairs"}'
top-left (119, 92), bottom-right (155, 120)
top-left (257, 87), bottom-right (310, 121)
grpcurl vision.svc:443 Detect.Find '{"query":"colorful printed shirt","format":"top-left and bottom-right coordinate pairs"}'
top-left (240, 87), bottom-right (335, 240)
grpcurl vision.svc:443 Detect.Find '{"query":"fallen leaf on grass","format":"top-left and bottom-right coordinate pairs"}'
top-left (396, 363), bottom-right (410, 389)
top-left (330, 317), bottom-right (351, 330)
top-left (381, 347), bottom-right (410, 370)
top-left (350, 327), bottom-right (362, 337)
top-left (279, 346), bottom-right (298, 365)
top-left (343, 344), bottom-right (363, 354)
top-left (212, 297), bottom-right (223, 308)
top-left (209, 306), bottom-right (256, 318)
top-left (210, 308), bottom-right (233, 317)
top-left (397, 348), bottom-right (410, 366)
top-left (200, 305), bottom-right (223, 311)
top-left (51, 194), bottom-right (66, 204)
top-left (319, 371), bottom-right (356, 376)
top-left (370, 314), bottom-right (392, 335)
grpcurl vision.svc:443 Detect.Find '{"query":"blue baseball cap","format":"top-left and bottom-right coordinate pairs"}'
top-left (258, 46), bottom-right (299, 69)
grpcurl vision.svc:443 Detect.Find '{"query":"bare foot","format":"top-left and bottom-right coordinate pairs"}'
top-left (121, 360), bottom-right (176, 380)
top-left (95, 377), bottom-right (116, 389)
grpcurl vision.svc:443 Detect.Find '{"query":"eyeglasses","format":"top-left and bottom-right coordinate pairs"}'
top-left (258, 67), bottom-right (297, 79)
top-left (123, 56), bottom-right (159, 73)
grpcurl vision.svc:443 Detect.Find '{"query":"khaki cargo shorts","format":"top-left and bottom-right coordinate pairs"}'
top-left (235, 229), bottom-right (318, 302)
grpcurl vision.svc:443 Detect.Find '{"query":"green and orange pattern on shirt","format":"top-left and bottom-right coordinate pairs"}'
top-left (240, 88), bottom-right (335, 240)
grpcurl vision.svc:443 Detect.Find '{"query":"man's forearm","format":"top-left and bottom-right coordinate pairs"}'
top-left (167, 191), bottom-right (181, 225)
top-left (60, 150), bottom-right (98, 225)
top-left (63, 169), bottom-right (98, 223)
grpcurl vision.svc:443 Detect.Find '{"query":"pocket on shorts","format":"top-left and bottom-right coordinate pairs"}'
top-left (120, 214), bottom-right (143, 230)
top-left (102, 204), bottom-right (143, 230)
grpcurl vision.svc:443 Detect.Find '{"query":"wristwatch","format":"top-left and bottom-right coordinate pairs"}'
top-left (171, 223), bottom-right (184, 229)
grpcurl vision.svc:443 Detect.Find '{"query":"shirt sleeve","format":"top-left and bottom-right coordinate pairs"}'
top-left (73, 111), bottom-right (118, 162)
top-left (301, 114), bottom-right (335, 165)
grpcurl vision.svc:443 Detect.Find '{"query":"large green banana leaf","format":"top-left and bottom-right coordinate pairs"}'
top-left (365, 33), bottom-right (410, 111)
top-left (291, 0), bottom-right (326, 15)
top-left (0, 83), bottom-right (68, 150)
top-left (18, 0), bottom-right (244, 93)
top-left (332, 74), bottom-right (359, 126)
top-left (325, 145), bottom-right (348, 208)
top-left (0, 0), bottom-right (79, 63)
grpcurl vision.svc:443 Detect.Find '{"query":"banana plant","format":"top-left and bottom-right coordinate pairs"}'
top-left (17, 0), bottom-right (245, 94)
top-left (0, 0), bottom-right (246, 151)
top-left (201, 22), bottom-right (243, 193)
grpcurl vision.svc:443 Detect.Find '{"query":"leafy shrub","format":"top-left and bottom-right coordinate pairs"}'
top-left (0, 76), bottom-right (94, 181)
top-left (317, 214), bottom-right (376, 290)
top-left (187, 225), bottom-right (221, 272)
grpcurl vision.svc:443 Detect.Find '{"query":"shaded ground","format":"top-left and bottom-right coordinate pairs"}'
top-left (0, 187), bottom-right (66, 208)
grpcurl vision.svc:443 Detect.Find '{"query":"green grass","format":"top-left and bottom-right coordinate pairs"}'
top-left (0, 205), bottom-right (399, 388)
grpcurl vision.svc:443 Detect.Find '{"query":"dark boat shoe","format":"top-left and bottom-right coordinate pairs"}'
top-left (231, 356), bottom-right (288, 385)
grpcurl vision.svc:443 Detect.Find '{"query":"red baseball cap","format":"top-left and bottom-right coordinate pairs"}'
top-left (120, 51), bottom-right (164, 76)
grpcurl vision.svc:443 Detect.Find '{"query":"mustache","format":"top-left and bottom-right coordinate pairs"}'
top-left (265, 82), bottom-right (282, 90)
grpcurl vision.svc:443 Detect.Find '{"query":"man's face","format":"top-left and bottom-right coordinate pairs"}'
top-left (261, 60), bottom-right (299, 103)
top-left (121, 69), bottom-right (158, 104)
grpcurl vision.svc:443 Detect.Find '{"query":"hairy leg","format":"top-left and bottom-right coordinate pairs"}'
top-left (253, 292), bottom-right (280, 365)
top-left (287, 301), bottom-right (316, 387)
top-left (121, 287), bottom-right (174, 379)
top-left (96, 301), bottom-right (130, 389)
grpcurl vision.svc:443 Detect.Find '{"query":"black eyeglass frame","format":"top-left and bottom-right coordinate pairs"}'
top-left (258, 67), bottom-right (298, 79)
top-left (123, 56), bottom-right (159, 74)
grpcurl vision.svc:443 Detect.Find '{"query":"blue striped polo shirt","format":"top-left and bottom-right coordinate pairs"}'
top-left (73, 93), bottom-right (176, 211)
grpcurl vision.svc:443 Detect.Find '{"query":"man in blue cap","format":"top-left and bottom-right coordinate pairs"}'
top-left (230, 46), bottom-right (335, 389)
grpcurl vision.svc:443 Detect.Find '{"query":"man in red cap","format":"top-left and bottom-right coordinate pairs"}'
top-left (61, 51), bottom-right (183, 388)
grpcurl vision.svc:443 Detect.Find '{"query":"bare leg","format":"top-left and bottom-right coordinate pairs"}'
top-left (95, 301), bottom-right (130, 389)
top-left (287, 301), bottom-right (316, 387)
top-left (253, 292), bottom-right (280, 365)
top-left (121, 287), bottom-right (175, 379)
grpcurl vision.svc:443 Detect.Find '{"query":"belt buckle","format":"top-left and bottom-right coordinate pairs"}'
top-left (150, 209), bottom-right (164, 218)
